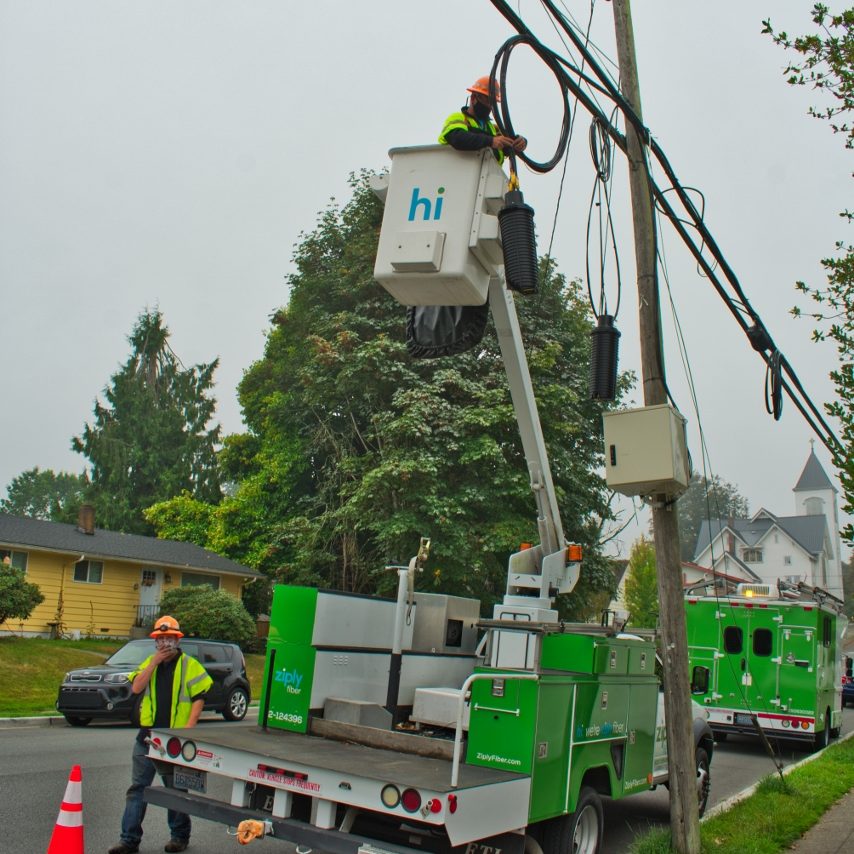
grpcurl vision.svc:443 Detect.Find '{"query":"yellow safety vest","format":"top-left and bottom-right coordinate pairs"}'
top-left (132, 652), bottom-right (213, 728)
top-left (438, 111), bottom-right (505, 165)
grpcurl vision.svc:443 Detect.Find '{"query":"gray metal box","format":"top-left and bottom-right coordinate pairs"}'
top-left (411, 592), bottom-right (480, 654)
top-left (602, 404), bottom-right (690, 497)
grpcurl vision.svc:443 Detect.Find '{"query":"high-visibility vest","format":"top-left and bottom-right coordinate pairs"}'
top-left (132, 652), bottom-right (213, 728)
top-left (438, 110), bottom-right (505, 165)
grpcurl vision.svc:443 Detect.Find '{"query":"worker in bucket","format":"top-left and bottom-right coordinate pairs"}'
top-left (438, 75), bottom-right (527, 165)
top-left (108, 616), bottom-right (213, 854)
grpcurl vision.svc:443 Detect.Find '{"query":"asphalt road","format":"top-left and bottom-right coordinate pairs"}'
top-left (1, 708), bottom-right (851, 854)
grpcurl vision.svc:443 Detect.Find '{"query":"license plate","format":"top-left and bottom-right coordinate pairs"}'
top-left (174, 767), bottom-right (207, 793)
top-left (735, 713), bottom-right (754, 727)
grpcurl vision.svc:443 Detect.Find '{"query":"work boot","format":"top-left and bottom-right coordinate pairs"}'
top-left (164, 840), bottom-right (189, 853)
top-left (108, 844), bottom-right (139, 854)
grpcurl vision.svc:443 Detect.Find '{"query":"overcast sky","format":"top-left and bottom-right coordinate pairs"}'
top-left (1, 1), bottom-right (849, 558)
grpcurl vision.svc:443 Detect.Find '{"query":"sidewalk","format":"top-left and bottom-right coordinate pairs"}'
top-left (787, 787), bottom-right (854, 853)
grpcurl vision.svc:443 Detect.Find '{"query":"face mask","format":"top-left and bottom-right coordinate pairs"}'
top-left (156, 637), bottom-right (178, 653)
top-left (473, 101), bottom-right (491, 121)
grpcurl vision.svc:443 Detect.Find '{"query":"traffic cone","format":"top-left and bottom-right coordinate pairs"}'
top-left (47, 764), bottom-right (84, 854)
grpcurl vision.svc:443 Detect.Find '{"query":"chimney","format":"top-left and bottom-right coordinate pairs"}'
top-left (77, 504), bottom-right (95, 536)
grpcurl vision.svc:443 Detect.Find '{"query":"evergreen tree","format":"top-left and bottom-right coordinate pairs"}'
top-left (73, 309), bottom-right (222, 534)
top-left (1, 468), bottom-right (88, 522)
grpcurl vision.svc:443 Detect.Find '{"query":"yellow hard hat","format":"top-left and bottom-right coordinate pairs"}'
top-left (467, 75), bottom-right (501, 102)
top-left (150, 615), bottom-right (184, 639)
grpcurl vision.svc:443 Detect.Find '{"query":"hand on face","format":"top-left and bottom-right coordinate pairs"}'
top-left (154, 638), bottom-right (179, 663)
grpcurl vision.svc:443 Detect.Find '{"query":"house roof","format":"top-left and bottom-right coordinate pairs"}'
top-left (693, 514), bottom-right (827, 561)
top-left (0, 512), bottom-right (264, 579)
top-left (794, 449), bottom-right (836, 493)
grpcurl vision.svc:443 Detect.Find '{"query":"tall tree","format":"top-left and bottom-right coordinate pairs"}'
top-left (623, 537), bottom-right (659, 629)
top-left (230, 172), bottom-right (625, 617)
top-left (764, 6), bottom-right (854, 544)
top-left (73, 309), bottom-right (222, 534)
top-left (1, 468), bottom-right (88, 522)
top-left (677, 474), bottom-right (750, 561)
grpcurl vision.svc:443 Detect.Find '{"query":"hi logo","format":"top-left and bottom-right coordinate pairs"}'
top-left (273, 668), bottom-right (304, 695)
top-left (407, 186), bottom-right (445, 221)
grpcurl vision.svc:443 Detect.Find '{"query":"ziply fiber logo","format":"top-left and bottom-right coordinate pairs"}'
top-left (273, 667), bottom-right (304, 695)
top-left (407, 186), bottom-right (445, 221)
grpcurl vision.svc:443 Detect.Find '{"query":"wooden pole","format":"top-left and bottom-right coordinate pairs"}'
top-left (611, 2), bottom-right (701, 852)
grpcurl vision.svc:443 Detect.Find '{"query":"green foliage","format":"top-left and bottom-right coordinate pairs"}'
top-left (765, 6), bottom-right (854, 545)
top-left (1, 468), bottom-right (89, 522)
top-left (72, 309), bottom-right (222, 535)
top-left (0, 563), bottom-right (45, 625)
top-left (623, 537), bottom-right (658, 629)
top-left (157, 585), bottom-right (255, 647)
top-left (676, 473), bottom-right (750, 561)
top-left (228, 171), bottom-right (624, 616)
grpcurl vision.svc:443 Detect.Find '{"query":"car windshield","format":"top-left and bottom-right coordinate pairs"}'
top-left (105, 639), bottom-right (156, 667)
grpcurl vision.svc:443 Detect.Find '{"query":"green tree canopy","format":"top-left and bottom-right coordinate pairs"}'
top-left (72, 309), bottom-right (222, 535)
top-left (764, 5), bottom-right (854, 544)
top-left (623, 537), bottom-right (659, 629)
top-left (677, 474), bottom-right (750, 562)
top-left (230, 172), bottom-right (624, 617)
top-left (0, 562), bottom-right (45, 626)
top-left (1, 468), bottom-right (88, 523)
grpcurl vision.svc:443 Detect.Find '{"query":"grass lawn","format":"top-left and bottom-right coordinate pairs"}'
top-left (630, 735), bottom-right (854, 853)
top-left (0, 637), bottom-right (266, 717)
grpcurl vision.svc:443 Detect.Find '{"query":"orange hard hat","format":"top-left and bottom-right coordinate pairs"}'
top-left (467, 75), bottom-right (501, 102)
top-left (150, 615), bottom-right (184, 639)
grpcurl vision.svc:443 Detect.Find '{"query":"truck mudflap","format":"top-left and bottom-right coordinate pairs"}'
top-left (145, 724), bottom-right (530, 850)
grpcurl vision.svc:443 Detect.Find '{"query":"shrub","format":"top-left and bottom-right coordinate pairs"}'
top-left (157, 585), bottom-right (256, 647)
top-left (0, 565), bottom-right (45, 625)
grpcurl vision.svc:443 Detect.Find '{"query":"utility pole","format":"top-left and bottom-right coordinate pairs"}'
top-left (611, 2), bottom-right (701, 852)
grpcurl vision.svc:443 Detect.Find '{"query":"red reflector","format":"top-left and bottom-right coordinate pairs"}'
top-left (448, 793), bottom-right (458, 814)
top-left (745, 603), bottom-right (754, 609)
top-left (688, 599), bottom-right (697, 604)
top-left (428, 798), bottom-right (442, 814)
top-left (166, 737), bottom-right (182, 758)
top-left (401, 789), bottom-right (422, 813)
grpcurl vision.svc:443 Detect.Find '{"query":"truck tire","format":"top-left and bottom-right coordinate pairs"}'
top-left (541, 786), bottom-right (603, 854)
top-left (695, 747), bottom-right (711, 817)
top-left (813, 711), bottom-right (830, 752)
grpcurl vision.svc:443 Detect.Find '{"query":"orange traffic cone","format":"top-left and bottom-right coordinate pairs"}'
top-left (47, 764), bottom-right (84, 854)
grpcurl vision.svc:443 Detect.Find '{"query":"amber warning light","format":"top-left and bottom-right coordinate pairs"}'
top-left (567, 544), bottom-right (583, 562)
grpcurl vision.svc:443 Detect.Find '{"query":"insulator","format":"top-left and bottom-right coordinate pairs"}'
top-left (498, 190), bottom-right (538, 295)
top-left (590, 314), bottom-right (620, 400)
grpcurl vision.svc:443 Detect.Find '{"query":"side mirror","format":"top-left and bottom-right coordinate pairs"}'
top-left (691, 666), bottom-right (710, 695)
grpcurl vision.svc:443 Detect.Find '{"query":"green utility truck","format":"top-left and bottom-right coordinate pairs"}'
top-left (143, 145), bottom-right (713, 854)
top-left (685, 582), bottom-right (846, 750)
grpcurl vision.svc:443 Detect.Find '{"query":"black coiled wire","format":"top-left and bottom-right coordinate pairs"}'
top-left (489, 34), bottom-right (572, 174)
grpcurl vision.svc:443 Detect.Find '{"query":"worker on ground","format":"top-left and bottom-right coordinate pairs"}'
top-left (108, 616), bottom-right (213, 854)
top-left (439, 75), bottom-right (527, 164)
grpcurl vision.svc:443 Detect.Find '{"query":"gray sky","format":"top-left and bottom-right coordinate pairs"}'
top-left (1, 1), bottom-right (849, 557)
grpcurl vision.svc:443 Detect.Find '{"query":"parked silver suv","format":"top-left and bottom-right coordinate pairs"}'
top-left (56, 638), bottom-right (251, 726)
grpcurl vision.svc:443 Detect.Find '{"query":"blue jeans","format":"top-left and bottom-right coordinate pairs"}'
top-left (120, 737), bottom-right (191, 845)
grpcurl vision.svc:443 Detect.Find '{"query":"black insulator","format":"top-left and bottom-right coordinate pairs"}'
top-left (498, 190), bottom-right (538, 295)
top-left (590, 314), bottom-right (620, 400)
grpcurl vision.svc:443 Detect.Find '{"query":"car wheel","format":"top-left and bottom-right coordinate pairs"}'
top-left (64, 715), bottom-right (92, 727)
top-left (540, 786), bottom-right (603, 854)
top-left (223, 687), bottom-right (249, 721)
top-left (695, 747), bottom-right (711, 817)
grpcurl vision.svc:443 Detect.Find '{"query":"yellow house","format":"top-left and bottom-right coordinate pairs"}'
top-left (0, 508), bottom-right (264, 638)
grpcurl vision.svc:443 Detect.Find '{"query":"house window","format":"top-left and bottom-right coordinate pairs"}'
top-left (743, 548), bottom-right (763, 563)
top-left (0, 549), bottom-right (28, 572)
top-left (783, 556), bottom-right (792, 566)
top-left (141, 569), bottom-right (157, 587)
top-left (804, 497), bottom-right (824, 516)
top-left (73, 560), bottom-right (103, 584)
top-left (181, 572), bottom-right (220, 590)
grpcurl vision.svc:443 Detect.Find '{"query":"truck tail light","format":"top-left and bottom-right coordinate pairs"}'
top-left (447, 793), bottom-right (458, 814)
top-left (166, 737), bottom-right (182, 758)
top-left (401, 788), bottom-right (422, 813)
top-left (380, 785), bottom-right (400, 809)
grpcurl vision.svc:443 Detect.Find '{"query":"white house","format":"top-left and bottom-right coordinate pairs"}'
top-left (691, 447), bottom-right (844, 601)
